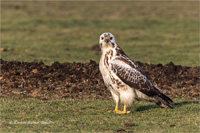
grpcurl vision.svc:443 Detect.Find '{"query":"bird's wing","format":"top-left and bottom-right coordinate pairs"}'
top-left (111, 57), bottom-right (160, 97)
top-left (114, 46), bottom-right (145, 74)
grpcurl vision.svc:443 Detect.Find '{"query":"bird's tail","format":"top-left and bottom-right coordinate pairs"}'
top-left (153, 87), bottom-right (174, 109)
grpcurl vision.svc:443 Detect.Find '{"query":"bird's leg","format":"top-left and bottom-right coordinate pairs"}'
top-left (116, 104), bottom-right (131, 114)
top-left (108, 102), bottom-right (119, 113)
top-left (123, 104), bottom-right (131, 114)
top-left (113, 102), bottom-right (119, 112)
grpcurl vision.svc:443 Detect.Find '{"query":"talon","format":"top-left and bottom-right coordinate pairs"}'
top-left (116, 104), bottom-right (131, 114)
top-left (107, 109), bottom-right (118, 113)
top-left (107, 110), bottom-right (113, 113)
top-left (116, 110), bottom-right (131, 114)
top-left (126, 111), bottom-right (131, 114)
top-left (108, 103), bottom-right (131, 114)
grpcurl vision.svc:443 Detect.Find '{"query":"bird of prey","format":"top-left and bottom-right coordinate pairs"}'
top-left (99, 32), bottom-right (173, 114)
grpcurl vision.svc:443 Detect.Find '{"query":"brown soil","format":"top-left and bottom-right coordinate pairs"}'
top-left (1, 59), bottom-right (199, 100)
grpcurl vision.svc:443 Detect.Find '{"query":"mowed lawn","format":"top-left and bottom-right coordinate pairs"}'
top-left (1, 1), bottom-right (199, 66)
top-left (1, 1), bottom-right (199, 133)
top-left (1, 98), bottom-right (199, 132)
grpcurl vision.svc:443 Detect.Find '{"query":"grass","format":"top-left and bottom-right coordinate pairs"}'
top-left (1, 98), bottom-right (199, 132)
top-left (1, 2), bottom-right (199, 132)
top-left (1, 1), bottom-right (199, 66)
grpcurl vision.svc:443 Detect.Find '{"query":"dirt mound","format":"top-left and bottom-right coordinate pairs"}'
top-left (1, 59), bottom-right (199, 100)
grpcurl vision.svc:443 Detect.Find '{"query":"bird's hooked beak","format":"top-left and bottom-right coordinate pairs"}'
top-left (104, 36), bottom-right (110, 43)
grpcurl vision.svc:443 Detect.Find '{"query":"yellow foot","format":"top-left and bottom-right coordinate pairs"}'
top-left (115, 110), bottom-right (131, 114)
top-left (107, 109), bottom-right (118, 113)
top-left (107, 110), bottom-right (131, 114)
top-left (107, 110), bottom-right (113, 113)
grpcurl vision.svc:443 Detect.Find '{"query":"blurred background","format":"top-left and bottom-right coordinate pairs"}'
top-left (1, 1), bottom-right (199, 66)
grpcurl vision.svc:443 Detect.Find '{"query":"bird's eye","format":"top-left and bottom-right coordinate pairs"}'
top-left (110, 37), bottom-right (113, 40)
top-left (101, 37), bottom-right (104, 40)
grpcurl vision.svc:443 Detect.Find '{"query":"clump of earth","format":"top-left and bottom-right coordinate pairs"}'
top-left (1, 59), bottom-right (199, 100)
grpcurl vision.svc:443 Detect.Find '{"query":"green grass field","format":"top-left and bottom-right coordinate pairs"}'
top-left (1, 98), bottom-right (199, 132)
top-left (1, 1), bottom-right (199, 66)
top-left (1, 1), bottom-right (199, 132)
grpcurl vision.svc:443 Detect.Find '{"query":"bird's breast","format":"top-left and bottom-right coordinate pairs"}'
top-left (99, 54), bottom-right (109, 77)
top-left (99, 49), bottom-right (115, 75)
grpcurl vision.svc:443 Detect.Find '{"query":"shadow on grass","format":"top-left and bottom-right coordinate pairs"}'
top-left (174, 101), bottom-right (199, 107)
top-left (135, 100), bottom-right (199, 111)
top-left (136, 104), bottom-right (159, 112)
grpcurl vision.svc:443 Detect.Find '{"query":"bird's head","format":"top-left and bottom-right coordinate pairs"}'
top-left (99, 32), bottom-right (117, 50)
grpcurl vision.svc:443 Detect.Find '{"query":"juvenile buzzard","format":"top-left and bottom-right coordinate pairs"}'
top-left (99, 32), bottom-right (173, 114)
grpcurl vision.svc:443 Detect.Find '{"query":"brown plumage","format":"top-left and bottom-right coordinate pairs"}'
top-left (99, 32), bottom-right (173, 114)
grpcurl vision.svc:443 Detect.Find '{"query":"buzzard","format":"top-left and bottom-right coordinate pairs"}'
top-left (99, 32), bottom-right (173, 114)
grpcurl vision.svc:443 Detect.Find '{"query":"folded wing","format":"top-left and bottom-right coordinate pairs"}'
top-left (111, 58), bottom-right (159, 96)
top-left (111, 58), bottom-right (173, 108)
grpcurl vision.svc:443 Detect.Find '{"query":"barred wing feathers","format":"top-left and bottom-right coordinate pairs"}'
top-left (111, 58), bottom-right (158, 96)
top-left (111, 58), bottom-right (173, 108)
